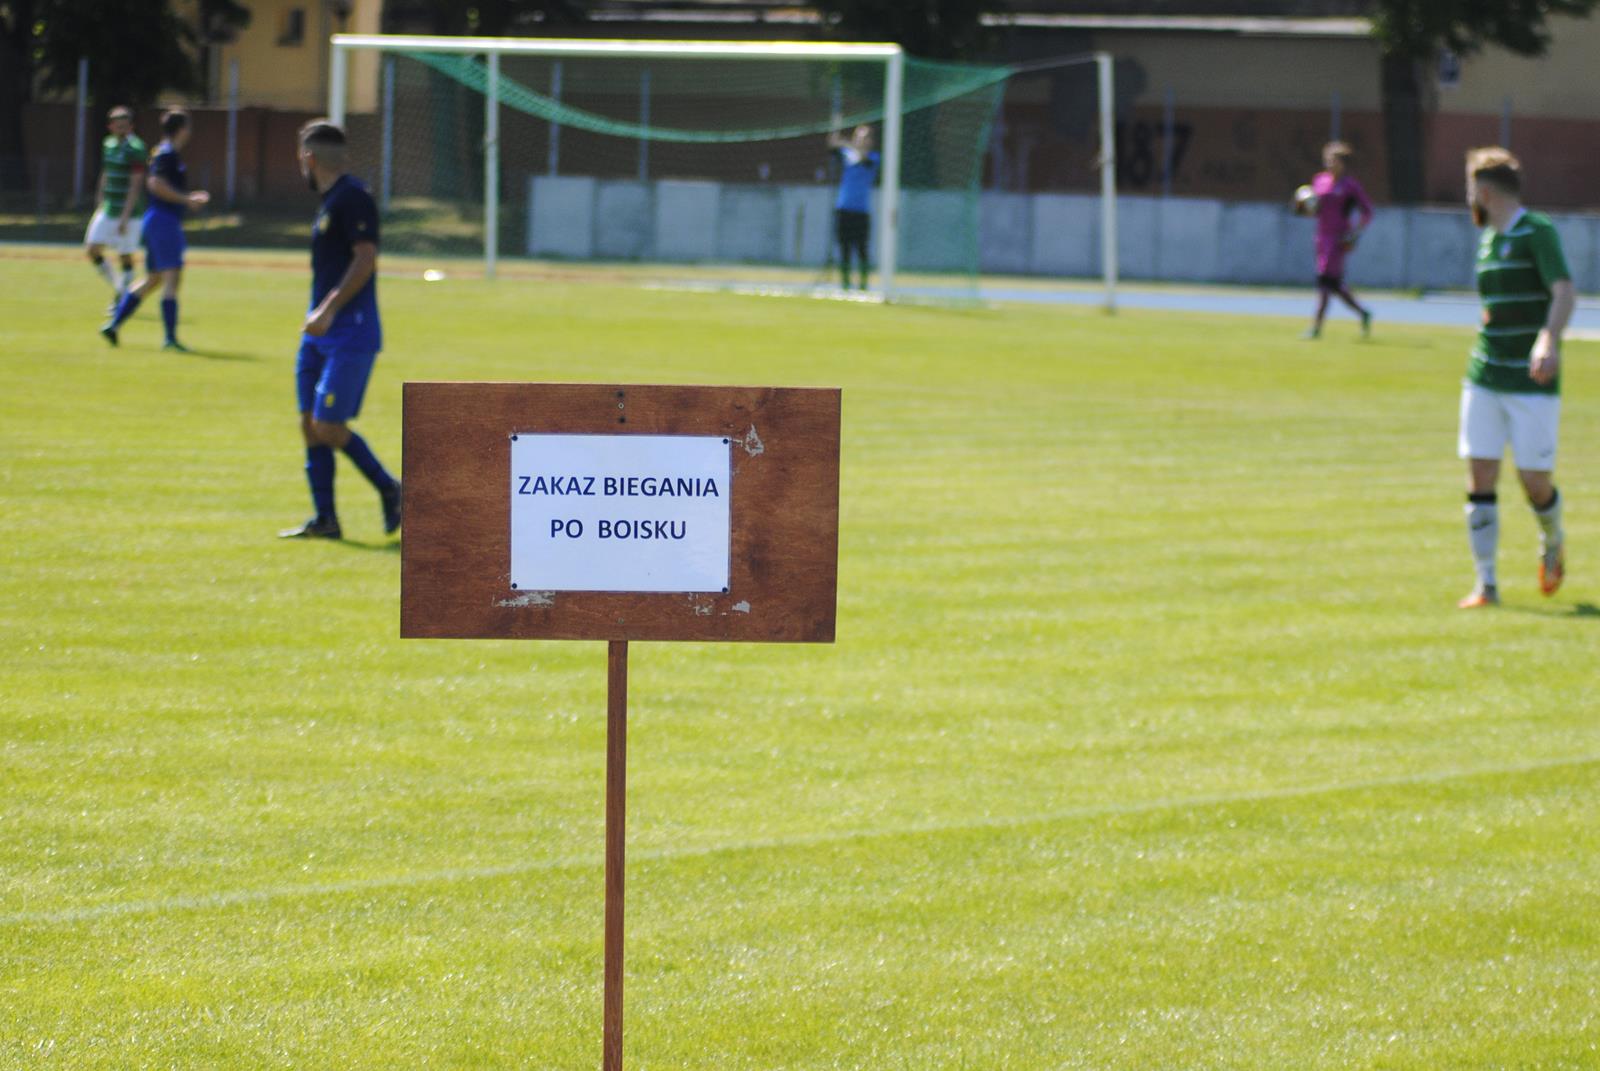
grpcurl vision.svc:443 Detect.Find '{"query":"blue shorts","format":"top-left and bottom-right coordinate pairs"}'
top-left (143, 213), bottom-right (185, 272)
top-left (296, 336), bottom-right (378, 423)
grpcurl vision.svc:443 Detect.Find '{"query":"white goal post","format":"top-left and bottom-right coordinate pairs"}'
top-left (329, 34), bottom-right (908, 298)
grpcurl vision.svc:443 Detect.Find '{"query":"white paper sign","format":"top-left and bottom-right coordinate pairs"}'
top-left (510, 434), bottom-right (731, 593)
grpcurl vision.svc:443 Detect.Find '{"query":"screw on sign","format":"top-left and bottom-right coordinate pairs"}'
top-left (401, 383), bottom-right (841, 1069)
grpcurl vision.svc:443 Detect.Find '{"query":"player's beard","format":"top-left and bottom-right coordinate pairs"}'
top-left (306, 171), bottom-right (320, 193)
top-left (1471, 198), bottom-right (1487, 227)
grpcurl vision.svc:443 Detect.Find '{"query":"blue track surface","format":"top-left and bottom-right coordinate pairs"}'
top-left (956, 282), bottom-right (1600, 335)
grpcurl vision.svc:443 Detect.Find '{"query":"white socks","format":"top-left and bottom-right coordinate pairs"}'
top-left (1534, 489), bottom-right (1563, 553)
top-left (1466, 494), bottom-right (1499, 589)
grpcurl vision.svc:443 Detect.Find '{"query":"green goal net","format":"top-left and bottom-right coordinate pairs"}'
top-left (332, 38), bottom-right (1009, 301)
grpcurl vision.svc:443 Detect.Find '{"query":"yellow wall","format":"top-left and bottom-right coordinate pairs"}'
top-left (210, 0), bottom-right (384, 112)
top-left (1437, 15), bottom-right (1600, 119)
top-left (1096, 31), bottom-right (1383, 111)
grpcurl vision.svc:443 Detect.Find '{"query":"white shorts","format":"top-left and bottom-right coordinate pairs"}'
top-left (1458, 380), bottom-right (1560, 470)
top-left (84, 207), bottom-right (143, 255)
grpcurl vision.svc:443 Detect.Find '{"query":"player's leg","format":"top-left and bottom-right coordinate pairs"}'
top-left (104, 217), bottom-right (170, 341)
top-left (1507, 393), bottom-right (1563, 595)
top-left (303, 346), bottom-right (401, 536)
top-left (158, 266), bottom-right (184, 350)
top-left (281, 339), bottom-right (342, 539)
top-left (855, 217), bottom-right (871, 291)
top-left (116, 218), bottom-right (142, 299)
top-left (835, 211), bottom-right (851, 289)
top-left (1304, 276), bottom-right (1333, 339)
top-left (1458, 383), bottom-right (1508, 607)
top-left (85, 209), bottom-right (118, 293)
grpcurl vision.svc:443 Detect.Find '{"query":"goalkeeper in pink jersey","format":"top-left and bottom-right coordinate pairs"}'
top-left (1302, 141), bottom-right (1375, 340)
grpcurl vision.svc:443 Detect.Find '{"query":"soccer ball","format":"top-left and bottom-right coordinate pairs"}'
top-left (1293, 184), bottom-right (1319, 216)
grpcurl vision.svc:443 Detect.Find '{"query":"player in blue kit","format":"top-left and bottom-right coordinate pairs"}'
top-left (827, 124), bottom-right (879, 291)
top-left (280, 120), bottom-right (401, 540)
top-left (101, 109), bottom-right (209, 349)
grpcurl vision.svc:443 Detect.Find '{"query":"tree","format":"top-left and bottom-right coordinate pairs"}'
top-left (0, 0), bottom-right (248, 191)
top-left (814, 0), bottom-right (994, 61)
top-left (1367, 0), bottom-right (1600, 202)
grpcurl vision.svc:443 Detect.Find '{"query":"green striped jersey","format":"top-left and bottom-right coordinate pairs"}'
top-left (1470, 210), bottom-right (1570, 395)
top-left (100, 134), bottom-right (148, 214)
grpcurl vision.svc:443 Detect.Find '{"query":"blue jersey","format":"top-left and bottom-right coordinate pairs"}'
top-left (145, 141), bottom-right (188, 220)
top-left (310, 174), bottom-right (381, 349)
top-left (834, 147), bottom-right (879, 213)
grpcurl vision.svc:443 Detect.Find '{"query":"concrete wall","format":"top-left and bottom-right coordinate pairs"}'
top-left (525, 175), bottom-right (1600, 293)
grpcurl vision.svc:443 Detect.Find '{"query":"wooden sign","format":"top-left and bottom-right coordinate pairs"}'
top-left (401, 382), bottom-right (840, 643)
top-left (400, 381), bottom-right (841, 1071)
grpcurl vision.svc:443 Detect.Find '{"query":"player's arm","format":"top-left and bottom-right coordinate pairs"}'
top-left (146, 170), bottom-right (208, 210)
top-left (304, 240), bottom-right (377, 337)
top-left (826, 130), bottom-right (846, 149)
top-left (1352, 178), bottom-right (1374, 231)
top-left (1530, 279), bottom-right (1575, 385)
top-left (118, 162), bottom-right (145, 231)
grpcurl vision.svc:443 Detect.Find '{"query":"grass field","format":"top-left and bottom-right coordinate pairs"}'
top-left (3, 245), bottom-right (1599, 1070)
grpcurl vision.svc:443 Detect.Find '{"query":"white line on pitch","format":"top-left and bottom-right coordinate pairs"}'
top-left (4, 751), bottom-right (1596, 929)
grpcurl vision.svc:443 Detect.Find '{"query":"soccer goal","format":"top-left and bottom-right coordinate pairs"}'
top-left (327, 33), bottom-right (1027, 303)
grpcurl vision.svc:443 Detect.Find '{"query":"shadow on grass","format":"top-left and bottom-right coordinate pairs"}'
top-left (1503, 600), bottom-right (1600, 620)
top-left (339, 539), bottom-right (402, 554)
top-left (178, 347), bottom-right (262, 362)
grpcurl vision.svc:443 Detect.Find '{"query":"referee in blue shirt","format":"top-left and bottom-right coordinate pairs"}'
top-left (827, 125), bottom-right (880, 291)
top-left (280, 120), bottom-right (401, 540)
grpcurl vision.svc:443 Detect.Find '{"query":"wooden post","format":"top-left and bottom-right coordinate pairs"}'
top-left (603, 640), bottom-right (628, 1071)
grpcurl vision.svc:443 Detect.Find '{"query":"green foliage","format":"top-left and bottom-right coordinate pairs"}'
top-left (1368, 0), bottom-right (1600, 58)
top-left (4, 247), bottom-right (1600, 1068)
top-left (28, 0), bottom-right (201, 107)
top-left (816, 0), bottom-right (993, 60)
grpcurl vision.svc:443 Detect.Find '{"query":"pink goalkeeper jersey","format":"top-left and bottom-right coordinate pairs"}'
top-left (1311, 171), bottom-right (1374, 250)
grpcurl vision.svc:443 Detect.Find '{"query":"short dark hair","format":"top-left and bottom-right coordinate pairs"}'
top-left (160, 109), bottom-right (189, 136)
top-left (299, 119), bottom-right (347, 149)
top-left (1467, 146), bottom-right (1522, 196)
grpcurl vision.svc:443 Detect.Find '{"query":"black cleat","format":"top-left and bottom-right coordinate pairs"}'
top-left (279, 516), bottom-right (342, 540)
top-left (381, 482), bottom-right (403, 535)
top-left (100, 323), bottom-right (119, 347)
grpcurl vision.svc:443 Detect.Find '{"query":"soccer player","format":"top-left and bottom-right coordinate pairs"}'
top-left (1301, 141), bottom-right (1374, 340)
top-left (1456, 147), bottom-right (1574, 609)
top-left (100, 109), bottom-right (209, 350)
top-left (83, 106), bottom-right (147, 309)
top-left (279, 119), bottom-right (401, 541)
top-left (826, 124), bottom-right (879, 291)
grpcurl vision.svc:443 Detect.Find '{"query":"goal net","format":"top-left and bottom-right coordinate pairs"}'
top-left (328, 36), bottom-right (1010, 302)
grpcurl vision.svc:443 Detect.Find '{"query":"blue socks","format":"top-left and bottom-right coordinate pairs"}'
top-left (306, 445), bottom-right (336, 521)
top-left (109, 291), bottom-right (142, 327)
top-left (341, 432), bottom-right (397, 493)
top-left (305, 435), bottom-right (395, 524)
top-left (160, 298), bottom-right (178, 343)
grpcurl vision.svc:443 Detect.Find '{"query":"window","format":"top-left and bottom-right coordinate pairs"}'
top-left (278, 8), bottom-right (305, 46)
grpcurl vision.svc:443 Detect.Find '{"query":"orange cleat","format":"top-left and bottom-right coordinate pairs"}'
top-left (1458, 585), bottom-right (1500, 609)
top-left (1539, 544), bottom-right (1565, 596)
